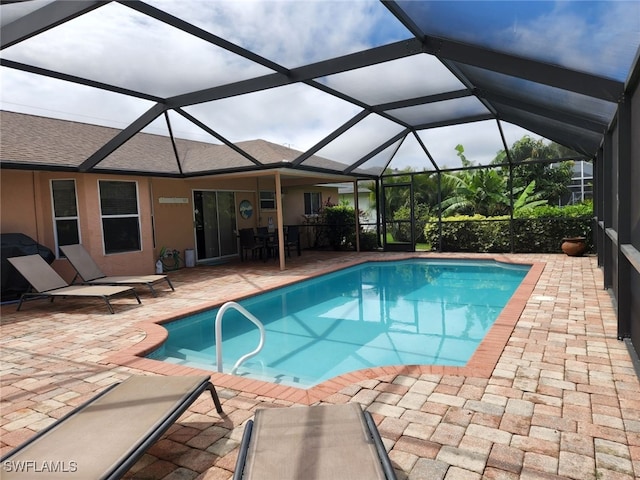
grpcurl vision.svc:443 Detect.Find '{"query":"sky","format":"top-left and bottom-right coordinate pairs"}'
top-left (1, 0), bottom-right (637, 172)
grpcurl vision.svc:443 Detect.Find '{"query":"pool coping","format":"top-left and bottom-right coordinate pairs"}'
top-left (106, 255), bottom-right (545, 405)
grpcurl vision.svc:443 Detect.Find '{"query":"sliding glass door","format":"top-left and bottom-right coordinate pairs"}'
top-left (193, 190), bottom-right (238, 261)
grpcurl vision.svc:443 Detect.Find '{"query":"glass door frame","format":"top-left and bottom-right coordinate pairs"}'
top-left (382, 181), bottom-right (415, 252)
top-left (192, 189), bottom-right (238, 262)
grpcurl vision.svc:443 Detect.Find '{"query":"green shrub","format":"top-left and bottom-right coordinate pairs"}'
top-left (359, 231), bottom-right (379, 251)
top-left (423, 215), bottom-right (489, 252)
top-left (394, 204), bottom-right (432, 243)
top-left (513, 202), bottom-right (593, 252)
top-left (423, 203), bottom-right (593, 253)
top-left (322, 205), bottom-right (356, 250)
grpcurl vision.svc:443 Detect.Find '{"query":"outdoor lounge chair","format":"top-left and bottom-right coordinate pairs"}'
top-left (7, 254), bottom-right (141, 314)
top-left (60, 244), bottom-right (174, 296)
top-left (0, 375), bottom-right (223, 479)
top-left (233, 403), bottom-right (397, 480)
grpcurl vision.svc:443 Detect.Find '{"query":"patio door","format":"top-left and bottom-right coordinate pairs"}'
top-left (193, 191), bottom-right (238, 262)
top-left (382, 182), bottom-right (414, 252)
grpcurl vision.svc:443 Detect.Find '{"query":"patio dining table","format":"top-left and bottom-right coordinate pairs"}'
top-left (254, 231), bottom-right (276, 260)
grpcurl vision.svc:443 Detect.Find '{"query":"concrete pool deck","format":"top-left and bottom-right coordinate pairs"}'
top-left (1, 252), bottom-right (638, 479)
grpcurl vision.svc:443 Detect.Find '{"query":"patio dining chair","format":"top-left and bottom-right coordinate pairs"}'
top-left (239, 228), bottom-right (264, 261)
top-left (284, 225), bottom-right (301, 257)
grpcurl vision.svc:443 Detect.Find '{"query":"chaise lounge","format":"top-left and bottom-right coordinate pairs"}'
top-left (60, 244), bottom-right (174, 297)
top-left (233, 403), bottom-right (397, 480)
top-left (8, 254), bottom-right (141, 314)
top-left (0, 375), bottom-right (223, 479)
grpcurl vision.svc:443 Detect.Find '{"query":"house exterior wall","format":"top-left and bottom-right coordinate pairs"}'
top-left (281, 185), bottom-right (339, 249)
top-left (1, 170), bottom-right (39, 240)
top-left (283, 185), bottom-right (337, 225)
top-left (150, 178), bottom-right (195, 260)
top-left (150, 176), bottom-right (259, 258)
top-left (2, 169), bottom-right (332, 280)
top-left (1, 170), bottom-right (156, 281)
top-left (339, 191), bottom-right (377, 225)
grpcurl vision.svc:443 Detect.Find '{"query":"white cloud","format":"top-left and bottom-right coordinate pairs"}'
top-left (150, 0), bottom-right (406, 67)
top-left (0, 0), bottom-right (624, 173)
top-left (0, 68), bottom-right (153, 128)
top-left (179, 82), bottom-right (362, 150)
top-left (1, 0), bottom-right (406, 153)
top-left (498, 1), bottom-right (639, 80)
top-left (323, 53), bottom-right (464, 105)
top-left (3, 2), bottom-right (273, 97)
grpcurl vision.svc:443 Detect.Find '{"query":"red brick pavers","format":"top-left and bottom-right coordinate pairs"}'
top-left (1, 252), bottom-right (638, 479)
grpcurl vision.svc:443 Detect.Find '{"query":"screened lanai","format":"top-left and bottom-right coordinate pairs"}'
top-left (1, 2), bottom-right (639, 352)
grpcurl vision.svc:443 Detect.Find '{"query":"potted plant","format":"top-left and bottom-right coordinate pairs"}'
top-left (561, 236), bottom-right (587, 256)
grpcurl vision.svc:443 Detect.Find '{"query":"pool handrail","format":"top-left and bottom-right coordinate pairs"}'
top-left (215, 301), bottom-right (266, 375)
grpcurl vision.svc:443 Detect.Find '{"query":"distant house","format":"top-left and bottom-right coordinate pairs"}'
top-left (335, 183), bottom-right (377, 227)
top-left (566, 160), bottom-right (593, 205)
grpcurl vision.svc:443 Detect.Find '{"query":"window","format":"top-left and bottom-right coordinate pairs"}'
top-left (99, 180), bottom-right (141, 254)
top-left (51, 179), bottom-right (80, 257)
top-left (304, 192), bottom-right (322, 215)
top-left (259, 191), bottom-right (275, 210)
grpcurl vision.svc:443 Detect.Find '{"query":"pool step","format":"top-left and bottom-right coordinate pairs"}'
top-left (162, 348), bottom-right (311, 387)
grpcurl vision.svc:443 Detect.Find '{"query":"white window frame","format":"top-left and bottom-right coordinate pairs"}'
top-left (259, 191), bottom-right (276, 210)
top-left (50, 179), bottom-right (81, 259)
top-left (98, 179), bottom-right (141, 255)
top-left (304, 192), bottom-right (322, 215)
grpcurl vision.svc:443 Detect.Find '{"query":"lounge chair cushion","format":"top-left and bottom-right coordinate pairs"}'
top-left (241, 404), bottom-right (389, 480)
top-left (60, 244), bottom-right (173, 296)
top-left (1, 375), bottom-right (221, 479)
top-left (7, 254), bottom-right (140, 313)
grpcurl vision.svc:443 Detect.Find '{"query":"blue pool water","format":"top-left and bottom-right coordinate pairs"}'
top-left (149, 259), bottom-right (530, 388)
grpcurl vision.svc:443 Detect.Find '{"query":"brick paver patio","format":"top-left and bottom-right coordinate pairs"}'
top-left (1, 251), bottom-right (638, 479)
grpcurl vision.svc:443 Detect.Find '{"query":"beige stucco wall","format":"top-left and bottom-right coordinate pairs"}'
top-left (150, 176), bottom-right (259, 260)
top-left (1, 170), bottom-right (39, 240)
top-left (149, 178), bottom-right (338, 256)
top-left (282, 185), bottom-right (336, 224)
top-left (2, 170), bottom-right (156, 280)
top-left (149, 178), bottom-right (195, 260)
top-left (1, 170), bottom-right (341, 280)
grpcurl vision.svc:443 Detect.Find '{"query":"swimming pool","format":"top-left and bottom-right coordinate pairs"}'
top-left (149, 259), bottom-right (530, 388)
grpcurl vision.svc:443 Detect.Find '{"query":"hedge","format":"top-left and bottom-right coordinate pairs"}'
top-left (423, 204), bottom-right (593, 253)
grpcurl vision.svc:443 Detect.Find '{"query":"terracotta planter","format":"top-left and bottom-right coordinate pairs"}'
top-left (561, 237), bottom-right (587, 256)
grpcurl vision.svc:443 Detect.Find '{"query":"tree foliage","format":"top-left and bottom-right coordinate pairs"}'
top-left (498, 136), bottom-right (575, 205)
top-left (378, 136), bottom-right (579, 220)
top-left (441, 168), bottom-right (508, 216)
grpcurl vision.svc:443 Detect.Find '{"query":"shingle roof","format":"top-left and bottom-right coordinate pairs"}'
top-left (0, 110), bottom-right (351, 176)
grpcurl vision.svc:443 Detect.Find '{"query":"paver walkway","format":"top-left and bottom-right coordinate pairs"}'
top-left (1, 252), bottom-right (638, 479)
